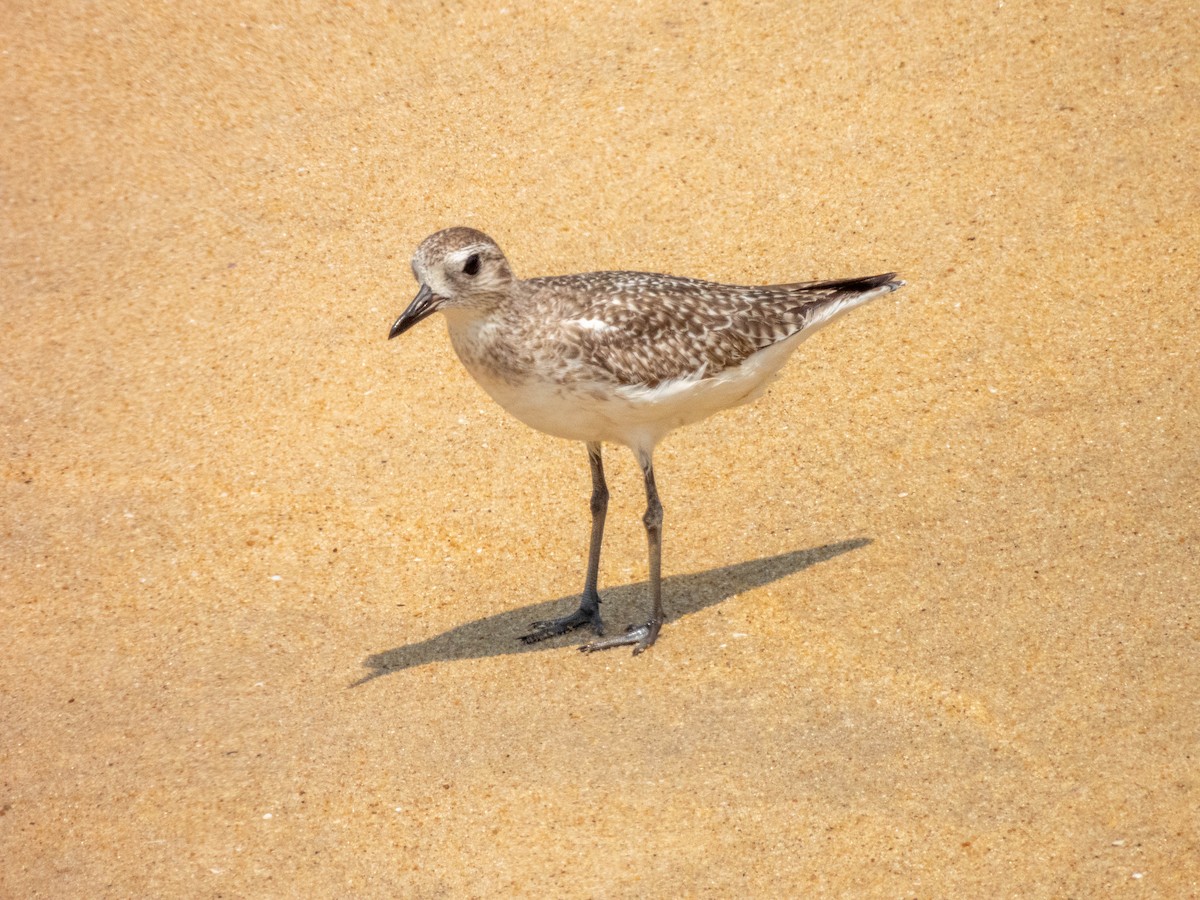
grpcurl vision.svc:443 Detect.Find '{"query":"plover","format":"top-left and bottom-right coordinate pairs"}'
top-left (389, 227), bottom-right (903, 654)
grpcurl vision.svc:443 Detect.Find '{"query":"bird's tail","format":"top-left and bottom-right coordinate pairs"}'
top-left (800, 272), bottom-right (905, 294)
top-left (787, 272), bottom-right (905, 333)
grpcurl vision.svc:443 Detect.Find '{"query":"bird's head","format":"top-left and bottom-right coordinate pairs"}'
top-left (388, 227), bottom-right (515, 338)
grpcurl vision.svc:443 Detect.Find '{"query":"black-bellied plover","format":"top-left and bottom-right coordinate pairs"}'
top-left (389, 227), bottom-right (903, 654)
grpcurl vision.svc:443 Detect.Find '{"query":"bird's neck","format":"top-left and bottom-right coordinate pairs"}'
top-left (444, 305), bottom-right (527, 387)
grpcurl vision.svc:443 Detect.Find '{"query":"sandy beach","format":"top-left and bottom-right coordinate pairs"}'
top-left (2, 0), bottom-right (1197, 894)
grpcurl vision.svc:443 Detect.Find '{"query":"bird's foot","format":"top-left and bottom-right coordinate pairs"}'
top-left (579, 619), bottom-right (662, 655)
top-left (520, 602), bottom-right (604, 644)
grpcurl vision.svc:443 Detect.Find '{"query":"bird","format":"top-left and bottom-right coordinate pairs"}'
top-left (388, 226), bottom-right (903, 654)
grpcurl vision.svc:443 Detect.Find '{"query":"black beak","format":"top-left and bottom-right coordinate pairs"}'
top-left (388, 284), bottom-right (440, 339)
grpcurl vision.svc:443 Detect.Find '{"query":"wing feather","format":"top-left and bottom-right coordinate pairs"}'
top-left (527, 271), bottom-right (900, 387)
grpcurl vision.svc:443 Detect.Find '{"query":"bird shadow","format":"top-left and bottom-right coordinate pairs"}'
top-left (351, 538), bottom-right (871, 686)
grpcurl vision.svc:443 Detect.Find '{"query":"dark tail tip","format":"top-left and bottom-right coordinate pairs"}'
top-left (804, 272), bottom-right (903, 293)
top-left (847, 272), bottom-right (900, 291)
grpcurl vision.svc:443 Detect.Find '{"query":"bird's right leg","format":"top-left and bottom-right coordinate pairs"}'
top-left (580, 449), bottom-right (663, 654)
top-left (520, 442), bottom-right (608, 643)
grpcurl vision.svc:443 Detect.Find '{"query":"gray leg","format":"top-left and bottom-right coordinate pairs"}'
top-left (581, 451), bottom-right (664, 654)
top-left (520, 442), bottom-right (608, 643)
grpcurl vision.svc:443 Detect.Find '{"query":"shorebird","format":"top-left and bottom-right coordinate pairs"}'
top-left (388, 227), bottom-right (903, 654)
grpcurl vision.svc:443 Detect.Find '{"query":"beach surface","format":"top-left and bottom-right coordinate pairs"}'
top-left (2, 0), bottom-right (1197, 894)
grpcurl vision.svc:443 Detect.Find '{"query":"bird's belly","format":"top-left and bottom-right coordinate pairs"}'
top-left (471, 374), bottom-right (636, 444)
top-left (449, 308), bottom-right (812, 449)
top-left (464, 332), bottom-right (807, 450)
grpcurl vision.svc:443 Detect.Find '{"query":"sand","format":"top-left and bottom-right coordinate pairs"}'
top-left (2, 0), bottom-right (1198, 895)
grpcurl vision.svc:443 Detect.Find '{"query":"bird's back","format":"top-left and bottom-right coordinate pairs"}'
top-left (521, 270), bottom-right (903, 389)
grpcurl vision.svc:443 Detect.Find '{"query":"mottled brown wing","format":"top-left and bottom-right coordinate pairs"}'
top-left (530, 272), bottom-right (896, 387)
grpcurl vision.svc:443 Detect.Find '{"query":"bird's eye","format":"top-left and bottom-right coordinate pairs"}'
top-left (463, 254), bottom-right (480, 276)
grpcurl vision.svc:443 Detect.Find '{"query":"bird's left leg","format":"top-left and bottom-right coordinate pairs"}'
top-left (581, 449), bottom-right (664, 654)
top-left (520, 442), bottom-right (608, 643)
